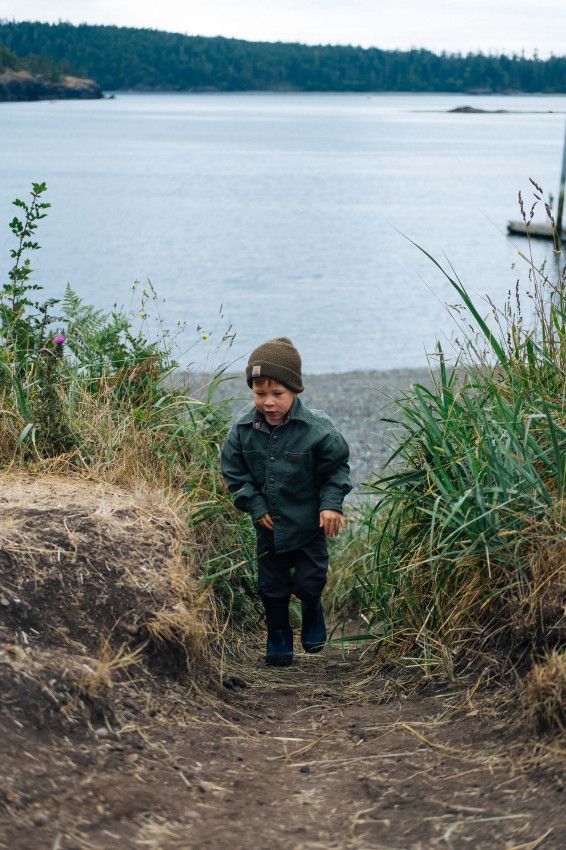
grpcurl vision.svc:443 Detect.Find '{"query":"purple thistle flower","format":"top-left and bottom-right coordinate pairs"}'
top-left (53, 334), bottom-right (66, 345)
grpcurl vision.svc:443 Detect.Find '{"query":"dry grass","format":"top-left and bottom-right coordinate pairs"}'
top-left (525, 650), bottom-right (566, 735)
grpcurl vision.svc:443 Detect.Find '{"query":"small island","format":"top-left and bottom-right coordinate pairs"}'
top-left (448, 104), bottom-right (560, 114)
top-left (449, 105), bottom-right (508, 113)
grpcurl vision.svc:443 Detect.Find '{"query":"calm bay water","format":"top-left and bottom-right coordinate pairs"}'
top-left (1, 92), bottom-right (565, 372)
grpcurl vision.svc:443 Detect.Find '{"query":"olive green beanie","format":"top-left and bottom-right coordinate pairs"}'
top-left (246, 337), bottom-right (304, 393)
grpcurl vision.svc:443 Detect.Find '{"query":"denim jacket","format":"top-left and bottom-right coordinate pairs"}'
top-left (221, 396), bottom-right (352, 552)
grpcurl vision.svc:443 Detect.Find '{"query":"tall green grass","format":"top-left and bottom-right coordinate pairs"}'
top-left (334, 201), bottom-right (565, 678)
top-left (0, 182), bottom-right (259, 629)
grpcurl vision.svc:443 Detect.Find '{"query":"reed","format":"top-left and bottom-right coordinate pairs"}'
top-left (333, 189), bottom-right (566, 685)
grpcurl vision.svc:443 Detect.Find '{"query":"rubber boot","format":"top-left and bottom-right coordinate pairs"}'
top-left (301, 597), bottom-right (327, 653)
top-left (262, 596), bottom-right (293, 666)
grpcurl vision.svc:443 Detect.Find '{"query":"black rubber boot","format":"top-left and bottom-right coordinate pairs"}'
top-left (262, 596), bottom-right (293, 666)
top-left (265, 628), bottom-right (293, 666)
top-left (301, 597), bottom-right (327, 653)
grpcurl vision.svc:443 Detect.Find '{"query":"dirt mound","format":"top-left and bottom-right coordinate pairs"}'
top-left (0, 473), bottom-right (208, 731)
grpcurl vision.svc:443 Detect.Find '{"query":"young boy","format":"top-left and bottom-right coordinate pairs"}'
top-left (221, 337), bottom-right (352, 666)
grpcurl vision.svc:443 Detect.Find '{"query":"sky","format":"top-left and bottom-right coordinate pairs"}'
top-left (2, 0), bottom-right (565, 57)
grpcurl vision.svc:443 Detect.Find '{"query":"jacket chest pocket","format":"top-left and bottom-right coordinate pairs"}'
top-left (282, 450), bottom-right (312, 486)
top-left (243, 450), bottom-right (266, 481)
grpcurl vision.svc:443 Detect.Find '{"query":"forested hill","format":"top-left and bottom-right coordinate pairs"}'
top-left (0, 20), bottom-right (564, 93)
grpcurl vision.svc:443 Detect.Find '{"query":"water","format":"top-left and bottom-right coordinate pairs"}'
top-left (1, 92), bottom-right (565, 373)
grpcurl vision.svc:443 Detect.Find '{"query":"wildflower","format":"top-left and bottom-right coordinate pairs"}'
top-left (202, 333), bottom-right (209, 340)
top-left (138, 311), bottom-right (147, 320)
top-left (53, 334), bottom-right (65, 345)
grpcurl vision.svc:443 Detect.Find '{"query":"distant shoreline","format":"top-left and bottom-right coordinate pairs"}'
top-left (102, 91), bottom-right (566, 116)
top-left (0, 69), bottom-right (103, 102)
top-left (104, 88), bottom-right (566, 98)
top-left (6, 89), bottom-right (565, 108)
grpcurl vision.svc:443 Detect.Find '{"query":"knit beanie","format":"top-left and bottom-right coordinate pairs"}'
top-left (246, 337), bottom-right (304, 393)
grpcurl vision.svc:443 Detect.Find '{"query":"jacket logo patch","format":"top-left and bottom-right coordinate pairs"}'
top-left (252, 365), bottom-right (261, 377)
top-left (290, 453), bottom-right (302, 461)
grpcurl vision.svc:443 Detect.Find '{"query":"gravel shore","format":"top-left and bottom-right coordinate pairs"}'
top-left (191, 368), bottom-right (436, 486)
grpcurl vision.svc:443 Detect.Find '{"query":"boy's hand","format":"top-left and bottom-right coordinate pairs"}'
top-left (257, 513), bottom-right (274, 531)
top-left (320, 510), bottom-right (345, 538)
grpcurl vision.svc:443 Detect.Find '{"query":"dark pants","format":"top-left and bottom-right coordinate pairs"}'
top-left (256, 528), bottom-right (328, 600)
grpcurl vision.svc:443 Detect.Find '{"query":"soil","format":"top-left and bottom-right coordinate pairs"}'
top-left (1, 473), bottom-right (564, 850)
top-left (1, 644), bottom-right (565, 850)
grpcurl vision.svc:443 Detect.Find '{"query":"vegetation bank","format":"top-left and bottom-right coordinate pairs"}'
top-left (0, 20), bottom-right (564, 93)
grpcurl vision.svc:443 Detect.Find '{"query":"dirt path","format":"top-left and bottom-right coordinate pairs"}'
top-left (2, 643), bottom-right (564, 850)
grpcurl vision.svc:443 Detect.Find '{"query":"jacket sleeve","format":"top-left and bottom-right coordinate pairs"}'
top-left (316, 427), bottom-right (353, 513)
top-left (221, 425), bottom-right (270, 522)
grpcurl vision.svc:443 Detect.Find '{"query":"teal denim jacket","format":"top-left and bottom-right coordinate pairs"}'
top-left (221, 397), bottom-right (352, 552)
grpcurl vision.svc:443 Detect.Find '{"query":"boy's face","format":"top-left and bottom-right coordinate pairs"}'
top-left (252, 379), bottom-right (296, 426)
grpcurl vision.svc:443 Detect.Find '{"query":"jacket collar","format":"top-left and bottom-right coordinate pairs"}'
top-left (238, 396), bottom-right (310, 427)
top-left (288, 396), bottom-right (310, 423)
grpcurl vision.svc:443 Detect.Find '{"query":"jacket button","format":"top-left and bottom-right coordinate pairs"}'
top-left (270, 456), bottom-right (275, 461)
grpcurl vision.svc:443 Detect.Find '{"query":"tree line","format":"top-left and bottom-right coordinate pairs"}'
top-left (0, 20), bottom-right (564, 93)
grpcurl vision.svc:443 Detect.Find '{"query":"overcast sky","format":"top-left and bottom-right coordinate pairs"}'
top-left (3, 0), bottom-right (565, 57)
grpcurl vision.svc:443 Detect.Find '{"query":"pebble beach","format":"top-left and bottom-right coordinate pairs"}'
top-left (192, 368), bottom-right (436, 487)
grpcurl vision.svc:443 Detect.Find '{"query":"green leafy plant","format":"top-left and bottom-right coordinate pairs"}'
top-left (1, 181), bottom-right (59, 375)
top-left (0, 181), bottom-right (74, 455)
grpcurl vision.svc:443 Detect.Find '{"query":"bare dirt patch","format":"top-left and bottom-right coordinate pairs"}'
top-left (2, 645), bottom-right (565, 850)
